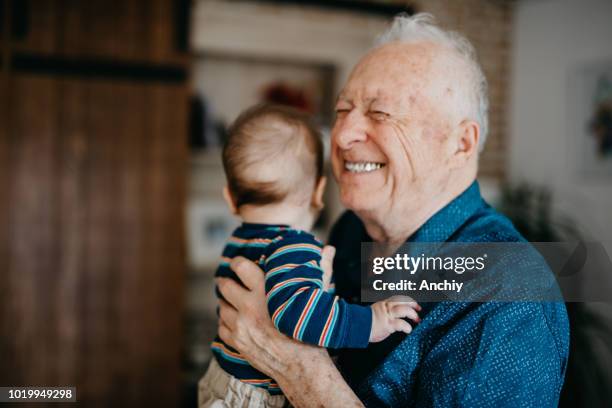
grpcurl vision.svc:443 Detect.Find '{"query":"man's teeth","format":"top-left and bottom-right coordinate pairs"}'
top-left (344, 161), bottom-right (385, 173)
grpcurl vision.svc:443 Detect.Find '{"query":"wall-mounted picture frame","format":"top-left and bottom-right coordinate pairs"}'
top-left (572, 61), bottom-right (612, 179)
top-left (190, 52), bottom-right (336, 150)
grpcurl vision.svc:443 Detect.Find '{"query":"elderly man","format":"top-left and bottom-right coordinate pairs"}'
top-left (216, 14), bottom-right (569, 407)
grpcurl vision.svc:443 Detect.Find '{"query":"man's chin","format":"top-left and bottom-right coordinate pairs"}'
top-left (340, 191), bottom-right (378, 214)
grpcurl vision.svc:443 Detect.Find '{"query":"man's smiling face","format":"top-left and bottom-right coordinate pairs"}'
top-left (331, 41), bottom-right (460, 218)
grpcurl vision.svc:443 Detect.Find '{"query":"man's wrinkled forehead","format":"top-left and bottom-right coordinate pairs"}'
top-left (339, 42), bottom-right (443, 104)
top-left (336, 89), bottom-right (398, 107)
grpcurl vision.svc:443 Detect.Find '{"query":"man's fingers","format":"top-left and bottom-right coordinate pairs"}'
top-left (218, 298), bottom-right (238, 330)
top-left (229, 256), bottom-right (265, 291)
top-left (392, 318), bottom-right (413, 334)
top-left (217, 277), bottom-right (249, 309)
top-left (320, 245), bottom-right (336, 291)
top-left (218, 322), bottom-right (237, 349)
top-left (391, 303), bottom-right (420, 323)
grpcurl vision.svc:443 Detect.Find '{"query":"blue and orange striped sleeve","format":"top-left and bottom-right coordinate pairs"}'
top-left (263, 231), bottom-right (372, 349)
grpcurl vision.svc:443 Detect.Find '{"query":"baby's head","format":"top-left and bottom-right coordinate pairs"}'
top-left (222, 104), bottom-right (326, 229)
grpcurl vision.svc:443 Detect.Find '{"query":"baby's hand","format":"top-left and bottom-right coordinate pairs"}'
top-left (369, 297), bottom-right (421, 343)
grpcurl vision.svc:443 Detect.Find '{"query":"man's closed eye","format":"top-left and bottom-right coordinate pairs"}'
top-left (369, 110), bottom-right (390, 121)
top-left (335, 108), bottom-right (351, 117)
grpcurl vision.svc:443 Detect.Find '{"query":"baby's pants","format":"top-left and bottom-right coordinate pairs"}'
top-left (198, 359), bottom-right (287, 408)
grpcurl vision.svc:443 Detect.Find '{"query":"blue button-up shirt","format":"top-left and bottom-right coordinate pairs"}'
top-left (329, 181), bottom-right (569, 407)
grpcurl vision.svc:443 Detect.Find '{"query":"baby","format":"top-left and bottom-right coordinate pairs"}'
top-left (198, 104), bottom-right (420, 408)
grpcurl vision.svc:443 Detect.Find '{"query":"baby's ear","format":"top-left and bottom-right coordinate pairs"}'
top-left (222, 186), bottom-right (238, 215)
top-left (312, 176), bottom-right (327, 210)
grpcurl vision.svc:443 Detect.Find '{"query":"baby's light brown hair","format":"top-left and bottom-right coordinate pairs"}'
top-left (222, 104), bottom-right (324, 209)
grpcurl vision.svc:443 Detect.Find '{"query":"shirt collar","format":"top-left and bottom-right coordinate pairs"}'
top-left (408, 180), bottom-right (484, 243)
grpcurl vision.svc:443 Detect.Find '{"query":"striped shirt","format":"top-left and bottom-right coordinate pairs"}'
top-left (212, 222), bottom-right (372, 394)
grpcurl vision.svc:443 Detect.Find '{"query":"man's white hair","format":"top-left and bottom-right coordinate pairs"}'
top-left (376, 13), bottom-right (489, 150)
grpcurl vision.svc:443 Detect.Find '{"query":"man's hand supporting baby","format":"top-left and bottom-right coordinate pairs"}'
top-left (217, 249), bottom-right (364, 408)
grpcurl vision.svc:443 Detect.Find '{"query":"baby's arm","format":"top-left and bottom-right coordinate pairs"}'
top-left (264, 234), bottom-right (419, 348)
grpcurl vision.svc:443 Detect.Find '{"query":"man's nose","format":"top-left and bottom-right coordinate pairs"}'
top-left (333, 112), bottom-right (368, 150)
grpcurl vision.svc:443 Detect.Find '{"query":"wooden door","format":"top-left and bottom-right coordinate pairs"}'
top-left (1, 0), bottom-right (189, 405)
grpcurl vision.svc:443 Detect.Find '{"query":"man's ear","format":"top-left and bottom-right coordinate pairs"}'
top-left (450, 119), bottom-right (480, 167)
top-left (222, 186), bottom-right (238, 215)
top-left (312, 176), bottom-right (327, 210)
